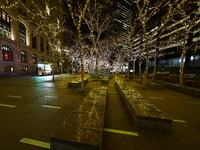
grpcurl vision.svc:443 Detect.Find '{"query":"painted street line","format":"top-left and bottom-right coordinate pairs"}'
top-left (0, 103), bottom-right (16, 108)
top-left (42, 105), bottom-right (61, 109)
top-left (104, 128), bottom-right (139, 137)
top-left (149, 96), bottom-right (164, 99)
top-left (173, 119), bottom-right (187, 123)
top-left (6, 86), bottom-right (16, 88)
top-left (44, 95), bottom-right (58, 98)
top-left (187, 101), bottom-right (200, 104)
top-left (19, 138), bottom-right (50, 149)
top-left (8, 95), bottom-right (22, 98)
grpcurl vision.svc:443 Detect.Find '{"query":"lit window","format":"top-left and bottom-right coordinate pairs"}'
top-left (19, 22), bottom-right (26, 45)
top-left (21, 50), bottom-right (27, 63)
top-left (5, 66), bottom-right (14, 72)
top-left (40, 56), bottom-right (44, 62)
top-left (32, 54), bottom-right (37, 64)
top-left (32, 33), bottom-right (37, 49)
top-left (0, 9), bottom-right (10, 22)
top-left (0, 9), bottom-right (11, 39)
top-left (22, 66), bottom-right (28, 71)
top-left (1, 45), bottom-right (12, 61)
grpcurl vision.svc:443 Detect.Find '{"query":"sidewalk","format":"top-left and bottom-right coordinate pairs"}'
top-left (99, 75), bottom-right (200, 150)
top-left (0, 74), bottom-right (199, 150)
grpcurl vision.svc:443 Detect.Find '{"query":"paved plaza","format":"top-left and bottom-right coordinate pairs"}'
top-left (0, 74), bottom-right (200, 150)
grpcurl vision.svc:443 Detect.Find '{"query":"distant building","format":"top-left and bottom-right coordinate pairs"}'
top-left (0, 0), bottom-right (64, 75)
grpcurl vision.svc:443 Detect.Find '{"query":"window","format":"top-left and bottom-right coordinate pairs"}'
top-left (19, 8), bottom-right (26, 18)
top-left (5, 66), bottom-right (14, 72)
top-left (32, 33), bottom-right (37, 49)
top-left (189, 55), bottom-right (200, 67)
top-left (1, 45), bottom-right (12, 61)
top-left (0, 9), bottom-right (11, 39)
top-left (32, 54), bottom-right (37, 64)
top-left (22, 0), bottom-right (26, 4)
top-left (19, 22), bottom-right (26, 45)
top-left (0, 9), bottom-right (10, 22)
top-left (40, 37), bottom-right (44, 52)
top-left (21, 50), bottom-right (27, 63)
top-left (22, 66), bottom-right (28, 71)
top-left (46, 41), bottom-right (49, 54)
top-left (40, 56), bottom-right (44, 62)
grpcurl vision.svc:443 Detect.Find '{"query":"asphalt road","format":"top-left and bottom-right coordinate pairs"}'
top-left (0, 74), bottom-right (200, 150)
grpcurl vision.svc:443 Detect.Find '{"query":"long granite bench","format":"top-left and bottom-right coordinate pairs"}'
top-left (115, 80), bottom-right (172, 131)
top-left (50, 86), bottom-right (108, 150)
top-left (68, 78), bottom-right (89, 88)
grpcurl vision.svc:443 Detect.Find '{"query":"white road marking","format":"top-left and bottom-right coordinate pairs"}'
top-left (42, 105), bottom-right (61, 109)
top-left (8, 95), bottom-right (22, 98)
top-left (104, 128), bottom-right (139, 136)
top-left (44, 95), bottom-right (58, 98)
top-left (173, 119), bottom-right (187, 123)
top-left (19, 138), bottom-right (50, 149)
top-left (0, 103), bottom-right (16, 108)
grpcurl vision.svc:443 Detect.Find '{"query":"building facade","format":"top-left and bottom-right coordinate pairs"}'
top-left (0, 0), bottom-right (64, 75)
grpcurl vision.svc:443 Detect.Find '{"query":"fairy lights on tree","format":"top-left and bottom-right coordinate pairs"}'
top-left (1, 0), bottom-right (67, 81)
top-left (130, 0), bottom-right (191, 88)
top-left (82, 0), bottom-right (114, 79)
top-left (67, 0), bottom-right (90, 91)
top-left (168, 1), bottom-right (200, 85)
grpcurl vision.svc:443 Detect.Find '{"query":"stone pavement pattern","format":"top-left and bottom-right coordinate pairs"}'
top-left (0, 74), bottom-right (199, 150)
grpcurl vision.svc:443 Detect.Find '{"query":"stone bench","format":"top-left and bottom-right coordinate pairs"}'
top-left (68, 78), bottom-right (89, 88)
top-left (50, 86), bottom-right (108, 150)
top-left (101, 76), bottom-right (109, 84)
top-left (115, 80), bottom-right (172, 131)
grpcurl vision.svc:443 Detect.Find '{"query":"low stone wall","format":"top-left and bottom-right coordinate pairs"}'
top-left (115, 80), bottom-right (172, 131)
top-left (50, 86), bottom-right (108, 150)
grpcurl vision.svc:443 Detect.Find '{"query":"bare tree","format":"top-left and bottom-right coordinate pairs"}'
top-left (67, 0), bottom-right (90, 91)
top-left (168, 1), bottom-right (200, 85)
top-left (82, 0), bottom-right (114, 79)
top-left (132, 0), bottom-right (183, 88)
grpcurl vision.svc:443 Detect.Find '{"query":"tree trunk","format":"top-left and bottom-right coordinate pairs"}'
top-left (127, 62), bottom-right (130, 80)
top-left (152, 56), bottom-right (157, 80)
top-left (179, 72), bottom-right (183, 86)
top-left (179, 49), bottom-right (186, 86)
top-left (132, 60), bottom-right (136, 80)
top-left (79, 43), bottom-right (85, 91)
top-left (95, 50), bottom-right (98, 80)
top-left (139, 62), bottom-right (142, 78)
top-left (191, 55), bottom-right (195, 74)
top-left (143, 58), bottom-right (149, 89)
top-left (52, 63), bottom-right (55, 82)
